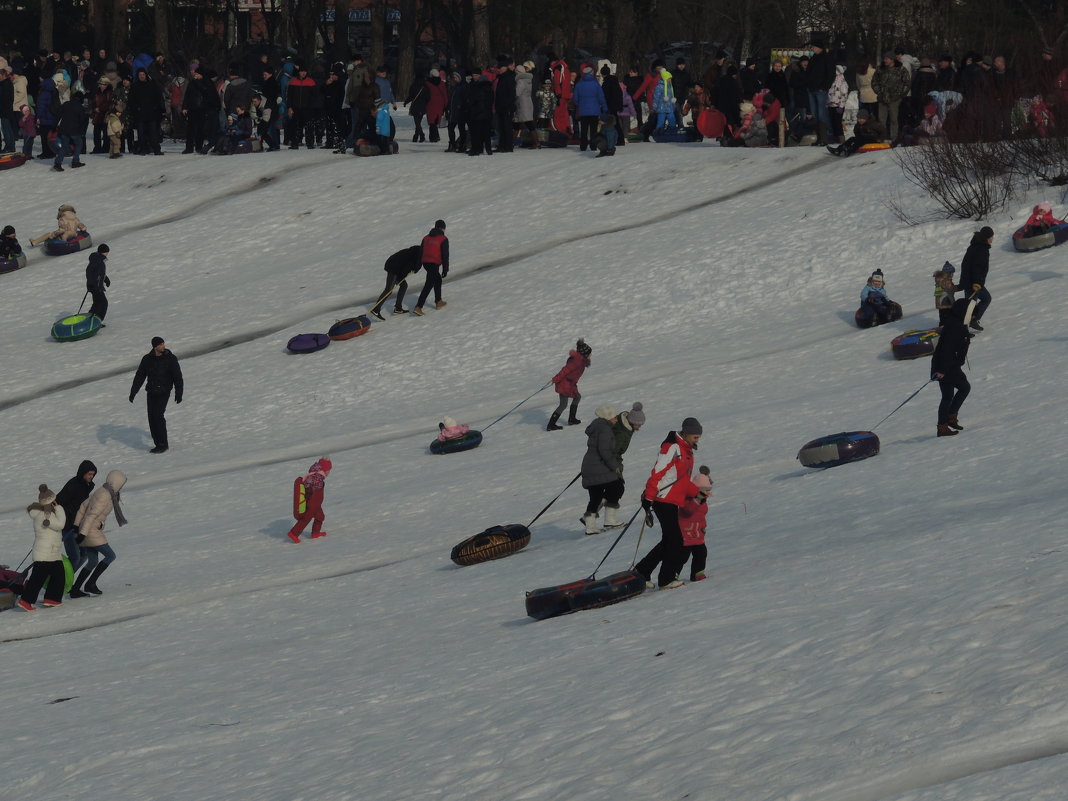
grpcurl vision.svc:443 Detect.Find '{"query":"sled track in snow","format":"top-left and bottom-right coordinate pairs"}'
top-left (0, 156), bottom-right (831, 415)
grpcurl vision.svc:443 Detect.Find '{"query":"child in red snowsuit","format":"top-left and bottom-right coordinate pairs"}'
top-left (1024, 201), bottom-right (1061, 236)
top-left (679, 466), bottom-right (713, 581)
top-left (288, 457), bottom-right (332, 542)
top-left (547, 338), bottom-right (591, 431)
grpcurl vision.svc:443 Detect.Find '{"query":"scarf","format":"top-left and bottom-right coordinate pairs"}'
top-left (107, 484), bottom-right (128, 527)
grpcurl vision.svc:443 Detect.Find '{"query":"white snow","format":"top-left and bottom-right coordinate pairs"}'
top-left (2, 127), bottom-right (1068, 801)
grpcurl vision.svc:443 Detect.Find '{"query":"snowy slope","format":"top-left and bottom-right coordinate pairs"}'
top-left (2, 132), bottom-right (1068, 801)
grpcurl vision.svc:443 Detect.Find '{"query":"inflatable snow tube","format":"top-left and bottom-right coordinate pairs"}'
top-left (450, 523), bottom-right (531, 566)
top-left (797, 431), bottom-right (880, 469)
top-left (1012, 222), bottom-right (1068, 252)
top-left (0, 253), bottom-right (28, 274)
top-left (45, 232), bottom-right (92, 256)
top-left (287, 333), bottom-right (331, 354)
top-left (855, 301), bottom-right (903, 328)
top-left (525, 570), bottom-right (646, 620)
top-left (0, 589), bottom-right (15, 611)
top-left (891, 328), bottom-right (939, 360)
top-left (651, 129), bottom-right (699, 143)
top-left (0, 153), bottom-right (29, 170)
top-left (857, 142), bottom-right (891, 152)
top-left (430, 430), bottom-right (483, 455)
top-left (328, 316), bottom-right (372, 340)
top-left (51, 313), bottom-right (103, 342)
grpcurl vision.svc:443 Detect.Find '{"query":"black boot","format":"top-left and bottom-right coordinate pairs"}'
top-left (83, 562), bottom-right (109, 595)
top-left (547, 413), bottom-right (563, 431)
top-left (69, 567), bottom-right (93, 598)
top-left (567, 413), bottom-right (581, 425)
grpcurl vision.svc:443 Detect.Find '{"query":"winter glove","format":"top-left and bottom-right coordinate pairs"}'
top-left (129, 393), bottom-right (135, 403)
top-left (441, 267), bottom-right (448, 279)
top-left (644, 510), bottom-right (655, 528)
top-left (104, 276), bottom-right (111, 287)
top-left (175, 396), bottom-right (182, 404)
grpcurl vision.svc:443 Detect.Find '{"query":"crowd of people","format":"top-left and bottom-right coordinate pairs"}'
top-left (4, 39), bottom-right (1064, 164)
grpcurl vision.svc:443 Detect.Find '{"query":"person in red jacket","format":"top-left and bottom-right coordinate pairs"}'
top-left (547, 339), bottom-right (591, 430)
top-left (634, 417), bottom-right (703, 589)
top-left (412, 220), bottom-right (449, 316)
top-left (288, 457), bottom-right (332, 542)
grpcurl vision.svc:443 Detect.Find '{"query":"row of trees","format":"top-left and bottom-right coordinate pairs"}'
top-left (4, 0), bottom-right (1068, 81)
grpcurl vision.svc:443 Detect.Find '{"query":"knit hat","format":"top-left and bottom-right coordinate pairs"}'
top-left (59, 204), bottom-right (76, 213)
top-left (1036, 201), bottom-right (1052, 214)
top-left (627, 402), bottom-right (645, 427)
top-left (942, 261), bottom-right (956, 275)
top-left (694, 466), bottom-right (713, 495)
top-left (977, 225), bottom-right (994, 239)
top-left (595, 404), bottom-right (618, 420)
top-left (870, 269), bottom-right (885, 283)
top-left (151, 336), bottom-right (165, 347)
top-left (311, 457), bottom-right (332, 474)
top-left (575, 338), bottom-right (592, 357)
top-left (97, 243), bottom-right (110, 254)
top-left (38, 484), bottom-right (56, 504)
top-left (98, 75), bottom-right (110, 85)
top-left (442, 415), bottom-right (458, 428)
top-left (1, 225), bottom-right (14, 236)
top-left (523, 60), bottom-right (535, 72)
top-left (582, 65), bottom-right (593, 74)
top-left (857, 108), bottom-right (870, 120)
top-left (680, 417), bottom-right (703, 436)
top-left (430, 68), bottom-right (440, 77)
top-left (740, 101), bottom-right (756, 115)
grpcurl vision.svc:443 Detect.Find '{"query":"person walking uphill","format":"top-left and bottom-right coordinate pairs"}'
top-left (70, 469), bottom-right (128, 597)
top-left (370, 244), bottom-right (422, 319)
top-left (931, 298), bottom-right (973, 438)
top-left (412, 222), bottom-right (449, 316)
top-left (958, 226), bottom-right (993, 331)
top-left (55, 459), bottom-right (97, 568)
top-left (288, 457), bottom-right (332, 542)
top-left (548, 339), bottom-right (592, 430)
top-left (635, 417), bottom-right (703, 589)
top-left (16, 485), bottom-right (68, 610)
top-left (579, 405), bottom-right (624, 535)
top-left (86, 243), bottom-right (111, 321)
top-left (129, 336), bottom-right (184, 453)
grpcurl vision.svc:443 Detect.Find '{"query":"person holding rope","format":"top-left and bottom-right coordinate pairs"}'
top-left (931, 298), bottom-right (973, 438)
top-left (634, 417), bottom-right (702, 590)
top-left (369, 244), bottom-right (422, 319)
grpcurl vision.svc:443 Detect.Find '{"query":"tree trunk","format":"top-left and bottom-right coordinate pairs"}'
top-left (112, 0), bottom-right (129, 53)
top-left (334, 0), bottom-right (351, 62)
top-left (90, 0), bottom-right (108, 51)
top-left (155, 0), bottom-right (169, 55)
top-left (39, 0), bottom-right (54, 51)
top-left (370, 0), bottom-right (386, 68)
top-left (607, 0), bottom-right (636, 72)
top-left (471, 0), bottom-right (490, 69)
top-left (297, 0), bottom-right (319, 66)
top-left (397, 0), bottom-right (417, 102)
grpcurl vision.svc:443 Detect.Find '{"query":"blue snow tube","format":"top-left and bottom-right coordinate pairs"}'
top-left (51, 313), bottom-right (103, 342)
top-left (525, 570), bottom-right (646, 620)
top-left (429, 430), bottom-right (483, 454)
top-left (287, 333), bottom-right (331, 353)
top-left (45, 232), bottom-right (93, 256)
top-left (328, 316), bottom-right (372, 340)
top-left (797, 431), bottom-right (880, 469)
top-left (0, 253), bottom-right (27, 274)
top-left (891, 328), bottom-right (939, 360)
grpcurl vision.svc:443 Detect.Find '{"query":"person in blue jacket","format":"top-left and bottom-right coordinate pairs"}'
top-left (374, 97), bottom-right (393, 155)
top-left (572, 65), bottom-right (607, 152)
top-left (859, 269), bottom-right (895, 325)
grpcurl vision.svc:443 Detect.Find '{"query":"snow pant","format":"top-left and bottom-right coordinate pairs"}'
top-left (54, 134), bottom-right (84, 167)
top-left (376, 134), bottom-right (392, 154)
top-left (411, 112), bottom-right (425, 141)
top-left (427, 118), bottom-right (440, 142)
top-left (147, 392), bottom-right (170, 449)
top-left (93, 122), bottom-right (108, 152)
top-left (415, 263), bottom-right (443, 308)
top-left (448, 119), bottom-right (466, 150)
top-left (20, 560), bottom-right (65, 605)
top-left (79, 543), bottom-right (116, 573)
top-left (87, 287), bottom-right (108, 320)
top-left (578, 116), bottom-right (598, 150)
top-left (970, 287), bottom-right (991, 321)
top-left (634, 501), bottom-right (687, 587)
top-left (552, 392), bottom-right (581, 422)
top-left (878, 100), bottom-right (899, 140)
top-left (22, 131), bottom-right (34, 157)
top-left (467, 119), bottom-right (492, 154)
top-left (585, 478), bottom-right (625, 515)
top-left (0, 115), bottom-right (14, 152)
top-left (38, 124), bottom-right (56, 156)
top-left (290, 489), bottom-right (325, 537)
top-left (185, 110), bottom-right (207, 152)
top-left (494, 110), bottom-right (514, 151)
top-left (108, 133), bottom-right (121, 156)
top-left (937, 367), bottom-right (970, 425)
top-left (62, 528), bottom-right (82, 568)
top-left (136, 118), bottom-right (161, 153)
top-left (375, 273), bottom-right (410, 312)
top-left (682, 543), bottom-right (707, 581)
top-left (345, 107), bottom-right (362, 148)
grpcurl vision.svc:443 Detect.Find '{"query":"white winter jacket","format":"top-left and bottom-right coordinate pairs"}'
top-left (28, 502), bottom-right (67, 562)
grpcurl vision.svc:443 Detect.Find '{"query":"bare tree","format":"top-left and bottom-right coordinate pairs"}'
top-left (40, 0), bottom-right (54, 50)
top-left (370, 0), bottom-right (386, 67)
top-left (397, 0), bottom-right (418, 100)
top-left (471, 0), bottom-right (490, 68)
top-left (155, 0), bottom-right (170, 55)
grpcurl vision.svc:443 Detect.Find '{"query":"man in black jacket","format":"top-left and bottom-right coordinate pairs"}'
top-left (805, 41), bottom-right (836, 145)
top-left (958, 226), bottom-right (992, 330)
top-left (931, 298), bottom-right (973, 437)
top-left (55, 459), bottom-right (97, 569)
top-left (369, 245), bottom-right (422, 319)
top-left (494, 57), bottom-right (516, 152)
top-left (86, 243), bottom-right (111, 321)
top-left (130, 336), bottom-right (184, 453)
top-left (52, 92), bottom-right (88, 171)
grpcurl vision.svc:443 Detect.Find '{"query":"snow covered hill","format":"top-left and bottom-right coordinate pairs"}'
top-left (2, 132), bottom-right (1067, 801)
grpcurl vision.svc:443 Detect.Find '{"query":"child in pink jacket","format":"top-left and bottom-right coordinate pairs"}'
top-left (547, 338), bottom-right (591, 431)
top-left (436, 416), bottom-right (470, 441)
top-left (679, 466), bottom-right (713, 582)
top-left (288, 457), bottom-right (332, 542)
top-left (18, 105), bottom-right (37, 157)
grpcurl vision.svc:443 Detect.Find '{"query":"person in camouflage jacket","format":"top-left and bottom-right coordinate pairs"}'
top-left (871, 54), bottom-right (910, 140)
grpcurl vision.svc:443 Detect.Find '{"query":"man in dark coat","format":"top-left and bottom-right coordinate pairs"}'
top-left (369, 245), bottom-right (422, 319)
top-left (494, 57), bottom-right (516, 152)
top-left (52, 92), bottom-right (88, 170)
top-left (671, 58), bottom-right (693, 127)
top-left (466, 71), bottom-right (495, 155)
top-left (181, 64), bottom-right (213, 153)
top-left (130, 336), bottom-right (184, 453)
top-left (804, 41), bottom-right (836, 144)
top-left (129, 67), bottom-right (165, 154)
top-left (85, 243), bottom-right (111, 321)
top-left (931, 298), bottom-right (973, 437)
top-left (600, 64), bottom-right (625, 144)
top-left (55, 459), bottom-right (97, 568)
top-left (446, 71), bottom-right (468, 152)
top-left (957, 226), bottom-right (992, 330)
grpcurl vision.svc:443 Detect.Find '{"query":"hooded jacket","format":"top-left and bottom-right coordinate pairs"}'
top-left (56, 460), bottom-right (97, 531)
top-left (958, 237), bottom-right (990, 290)
top-left (551, 350), bottom-right (589, 398)
top-left (643, 431), bottom-right (698, 507)
top-left (85, 251), bottom-right (108, 291)
top-left (573, 72), bottom-right (607, 117)
top-left (931, 299), bottom-right (972, 375)
top-left (581, 417), bottom-right (622, 488)
top-left (384, 245), bottom-right (422, 279)
top-left (75, 470), bottom-right (126, 546)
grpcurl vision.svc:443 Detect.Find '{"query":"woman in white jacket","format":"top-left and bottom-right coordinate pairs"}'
top-left (71, 469), bottom-right (127, 597)
top-left (17, 485), bottom-right (67, 610)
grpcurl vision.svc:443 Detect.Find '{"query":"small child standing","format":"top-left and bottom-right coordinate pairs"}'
top-left (933, 263), bottom-right (956, 327)
top-left (288, 457), bottom-right (332, 542)
top-left (679, 466), bottom-right (713, 582)
top-left (0, 225), bottom-right (23, 260)
top-left (106, 102), bottom-right (124, 159)
top-left (594, 113), bottom-right (617, 157)
top-left (548, 338), bottom-right (592, 430)
top-left (18, 104), bottom-right (37, 157)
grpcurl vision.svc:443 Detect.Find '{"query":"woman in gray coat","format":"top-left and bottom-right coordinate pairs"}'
top-left (513, 63), bottom-right (537, 147)
top-left (580, 405), bottom-right (623, 534)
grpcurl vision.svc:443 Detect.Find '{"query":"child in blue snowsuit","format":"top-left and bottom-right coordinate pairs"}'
top-left (860, 269), bottom-right (894, 325)
top-left (374, 98), bottom-right (394, 155)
